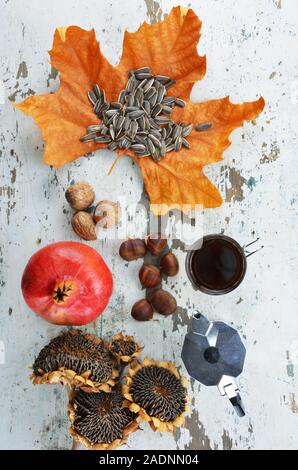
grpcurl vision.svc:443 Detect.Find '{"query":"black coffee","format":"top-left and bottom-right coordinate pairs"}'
top-left (189, 235), bottom-right (246, 294)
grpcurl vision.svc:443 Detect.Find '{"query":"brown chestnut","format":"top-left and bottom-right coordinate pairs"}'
top-left (150, 288), bottom-right (177, 316)
top-left (139, 264), bottom-right (161, 288)
top-left (119, 239), bottom-right (147, 261)
top-left (146, 233), bottom-right (167, 256)
top-left (131, 299), bottom-right (153, 321)
top-left (160, 252), bottom-right (179, 276)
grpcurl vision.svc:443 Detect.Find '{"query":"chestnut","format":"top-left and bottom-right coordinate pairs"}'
top-left (119, 239), bottom-right (147, 261)
top-left (160, 252), bottom-right (179, 276)
top-left (146, 233), bottom-right (167, 256)
top-left (131, 299), bottom-right (153, 321)
top-left (139, 264), bottom-right (161, 288)
top-left (150, 288), bottom-right (177, 316)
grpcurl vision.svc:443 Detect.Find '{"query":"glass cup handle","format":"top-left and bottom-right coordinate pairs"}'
top-left (243, 237), bottom-right (264, 258)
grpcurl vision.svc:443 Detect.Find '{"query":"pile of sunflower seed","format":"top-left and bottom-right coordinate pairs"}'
top-left (81, 67), bottom-right (195, 161)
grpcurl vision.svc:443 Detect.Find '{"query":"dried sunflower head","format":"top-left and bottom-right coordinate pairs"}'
top-left (108, 333), bottom-right (142, 363)
top-left (31, 330), bottom-right (118, 392)
top-left (68, 388), bottom-right (139, 450)
top-left (123, 357), bottom-right (189, 432)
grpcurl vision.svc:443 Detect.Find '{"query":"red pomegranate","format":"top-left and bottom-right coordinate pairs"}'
top-left (21, 242), bottom-right (113, 325)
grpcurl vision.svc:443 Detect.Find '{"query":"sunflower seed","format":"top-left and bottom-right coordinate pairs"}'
top-left (94, 99), bottom-right (103, 114)
top-left (105, 109), bottom-right (119, 118)
top-left (110, 102), bottom-right (122, 109)
top-left (175, 98), bottom-right (185, 108)
top-left (125, 106), bottom-right (139, 113)
top-left (123, 115), bottom-right (131, 131)
top-left (195, 122), bottom-right (212, 132)
top-left (126, 76), bottom-right (137, 92)
top-left (143, 100), bottom-right (151, 115)
top-left (160, 140), bottom-right (166, 157)
top-left (161, 127), bottom-right (167, 140)
top-left (100, 101), bottom-right (110, 114)
top-left (108, 141), bottom-right (118, 151)
top-left (137, 131), bottom-right (148, 137)
top-left (149, 128), bottom-right (162, 139)
top-left (157, 86), bottom-right (166, 103)
top-left (88, 90), bottom-right (97, 106)
top-left (175, 137), bottom-right (182, 151)
top-left (149, 117), bottom-right (160, 130)
top-left (101, 125), bottom-right (109, 135)
top-left (93, 84), bottom-right (102, 100)
top-left (87, 125), bottom-right (102, 133)
top-left (129, 109), bottom-right (145, 119)
top-left (131, 143), bottom-right (146, 153)
top-left (144, 88), bottom-right (156, 100)
top-left (165, 137), bottom-right (172, 146)
top-left (146, 138), bottom-right (156, 155)
top-left (109, 124), bottom-right (115, 141)
top-left (166, 144), bottom-right (175, 153)
top-left (182, 138), bottom-right (190, 148)
top-left (128, 93), bottom-right (135, 107)
top-left (116, 115), bottom-right (125, 131)
top-left (135, 72), bottom-right (152, 80)
top-left (143, 77), bottom-right (155, 93)
top-left (118, 90), bottom-right (127, 104)
top-left (95, 136), bottom-right (112, 143)
top-left (182, 124), bottom-right (193, 137)
top-left (80, 133), bottom-right (97, 142)
top-left (151, 103), bottom-right (163, 118)
top-left (130, 121), bottom-right (138, 139)
top-left (137, 78), bottom-right (148, 89)
top-left (152, 148), bottom-right (161, 161)
top-left (164, 79), bottom-right (176, 89)
top-left (166, 125), bottom-right (173, 138)
top-left (135, 88), bottom-right (144, 101)
top-left (135, 135), bottom-right (147, 145)
top-left (138, 115), bottom-right (146, 131)
top-left (134, 67), bottom-right (151, 74)
top-left (149, 133), bottom-right (162, 148)
top-left (172, 125), bottom-right (182, 141)
top-left (162, 105), bottom-right (172, 115)
top-left (155, 74), bottom-right (171, 83)
top-left (155, 116), bottom-right (171, 124)
top-left (149, 91), bottom-right (158, 107)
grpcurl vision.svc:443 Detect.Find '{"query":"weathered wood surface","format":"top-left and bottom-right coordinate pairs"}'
top-left (0, 0), bottom-right (297, 450)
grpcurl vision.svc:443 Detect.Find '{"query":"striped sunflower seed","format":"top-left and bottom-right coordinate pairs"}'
top-left (155, 116), bottom-right (171, 124)
top-left (118, 89), bottom-right (127, 104)
top-left (129, 121), bottom-right (138, 140)
top-left (175, 98), bottom-right (185, 108)
top-left (149, 133), bottom-right (162, 149)
top-left (166, 144), bottom-right (175, 153)
top-left (93, 84), bottom-right (102, 100)
top-left (143, 100), bottom-right (151, 115)
top-left (195, 122), bottom-right (212, 132)
top-left (160, 140), bottom-right (166, 157)
top-left (151, 103), bottom-right (163, 118)
top-left (175, 137), bottom-right (182, 151)
top-left (157, 86), bottom-right (166, 104)
top-left (129, 110), bottom-right (145, 119)
top-left (108, 141), bottom-right (118, 151)
top-left (131, 143), bottom-right (146, 153)
top-left (134, 67), bottom-right (150, 74)
top-left (95, 136), bottom-right (112, 143)
top-left (143, 77), bottom-right (155, 93)
top-left (135, 72), bottom-right (152, 80)
top-left (182, 138), bottom-right (190, 149)
top-left (182, 124), bottom-right (193, 137)
top-left (109, 124), bottom-right (115, 141)
top-left (123, 115), bottom-right (131, 131)
top-left (144, 88), bottom-right (156, 100)
top-left (155, 74), bottom-right (171, 83)
top-left (88, 90), bottom-right (97, 106)
top-left (87, 124), bottom-right (102, 133)
top-left (80, 133), bottom-right (97, 142)
top-left (162, 105), bottom-right (172, 115)
top-left (164, 79), bottom-right (176, 89)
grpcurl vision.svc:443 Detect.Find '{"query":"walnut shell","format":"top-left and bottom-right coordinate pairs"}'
top-left (94, 200), bottom-right (121, 228)
top-left (66, 182), bottom-right (95, 210)
top-left (71, 211), bottom-right (97, 241)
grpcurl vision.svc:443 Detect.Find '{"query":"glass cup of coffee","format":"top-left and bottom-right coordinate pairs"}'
top-left (185, 234), bottom-right (259, 295)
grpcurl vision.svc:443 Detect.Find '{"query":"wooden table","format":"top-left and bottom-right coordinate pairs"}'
top-left (1, 0), bottom-right (297, 450)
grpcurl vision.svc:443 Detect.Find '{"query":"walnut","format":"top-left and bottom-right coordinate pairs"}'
top-left (71, 211), bottom-right (97, 240)
top-left (94, 200), bottom-right (121, 228)
top-left (65, 182), bottom-right (95, 210)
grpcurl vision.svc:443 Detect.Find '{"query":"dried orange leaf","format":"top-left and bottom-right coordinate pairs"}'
top-left (15, 6), bottom-right (265, 213)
